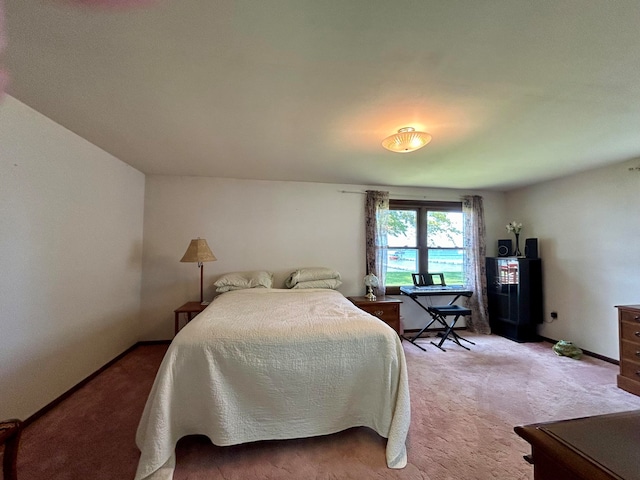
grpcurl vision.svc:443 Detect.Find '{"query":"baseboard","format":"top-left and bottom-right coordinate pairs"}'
top-left (138, 339), bottom-right (171, 346)
top-left (537, 336), bottom-right (618, 365)
top-left (23, 340), bottom-right (169, 427)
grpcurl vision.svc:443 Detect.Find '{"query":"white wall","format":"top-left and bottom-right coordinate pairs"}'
top-left (0, 96), bottom-right (145, 420)
top-left (140, 175), bottom-right (506, 339)
top-left (506, 158), bottom-right (640, 359)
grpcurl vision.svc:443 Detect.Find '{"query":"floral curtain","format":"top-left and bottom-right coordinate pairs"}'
top-left (365, 190), bottom-right (389, 295)
top-left (462, 195), bottom-right (491, 334)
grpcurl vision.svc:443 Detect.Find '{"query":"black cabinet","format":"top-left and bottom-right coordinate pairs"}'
top-left (486, 257), bottom-right (542, 342)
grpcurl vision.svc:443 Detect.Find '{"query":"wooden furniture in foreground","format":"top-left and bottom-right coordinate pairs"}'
top-left (515, 410), bottom-right (640, 480)
top-left (174, 301), bottom-right (208, 335)
top-left (0, 419), bottom-right (23, 480)
top-left (616, 304), bottom-right (640, 396)
top-left (348, 296), bottom-right (402, 335)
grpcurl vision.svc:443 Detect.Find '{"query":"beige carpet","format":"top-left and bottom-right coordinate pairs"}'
top-left (16, 334), bottom-right (640, 479)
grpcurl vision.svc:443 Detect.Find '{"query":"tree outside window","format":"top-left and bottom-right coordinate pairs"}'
top-left (385, 200), bottom-right (464, 293)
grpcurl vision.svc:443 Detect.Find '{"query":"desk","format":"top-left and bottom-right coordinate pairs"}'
top-left (399, 285), bottom-right (473, 351)
top-left (515, 410), bottom-right (640, 480)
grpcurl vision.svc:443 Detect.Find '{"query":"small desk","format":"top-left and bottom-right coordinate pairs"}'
top-left (515, 410), bottom-right (640, 480)
top-left (174, 301), bottom-right (208, 335)
top-left (399, 285), bottom-right (473, 350)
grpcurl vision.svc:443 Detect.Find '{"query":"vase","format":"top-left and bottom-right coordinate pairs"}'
top-left (513, 233), bottom-right (522, 256)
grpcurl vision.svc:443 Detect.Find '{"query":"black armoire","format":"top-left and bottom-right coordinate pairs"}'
top-left (486, 257), bottom-right (542, 342)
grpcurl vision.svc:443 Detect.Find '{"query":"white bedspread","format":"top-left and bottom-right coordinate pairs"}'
top-left (134, 288), bottom-right (410, 480)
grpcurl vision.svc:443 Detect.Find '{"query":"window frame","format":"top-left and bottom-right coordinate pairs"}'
top-left (385, 200), bottom-right (463, 295)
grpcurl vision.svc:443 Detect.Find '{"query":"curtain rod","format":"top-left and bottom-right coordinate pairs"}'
top-left (338, 190), bottom-right (464, 200)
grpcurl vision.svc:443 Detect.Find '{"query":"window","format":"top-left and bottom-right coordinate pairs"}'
top-left (385, 200), bottom-right (464, 294)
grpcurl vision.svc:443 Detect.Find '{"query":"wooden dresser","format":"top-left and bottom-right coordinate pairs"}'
top-left (616, 304), bottom-right (640, 397)
top-left (515, 410), bottom-right (640, 480)
top-left (348, 296), bottom-right (402, 335)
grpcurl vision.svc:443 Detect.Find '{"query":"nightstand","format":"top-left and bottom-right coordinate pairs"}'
top-left (348, 296), bottom-right (403, 335)
top-left (174, 301), bottom-right (208, 335)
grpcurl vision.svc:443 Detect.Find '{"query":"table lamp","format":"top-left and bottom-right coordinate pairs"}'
top-left (363, 274), bottom-right (379, 301)
top-left (180, 238), bottom-right (216, 304)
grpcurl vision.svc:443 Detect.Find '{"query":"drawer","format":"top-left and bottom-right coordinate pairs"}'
top-left (358, 303), bottom-right (399, 322)
top-left (621, 339), bottom-right (640, 362)
top-left (620, 356), bottom-right (640, 382)
top-left (620, 321), bottom-right (640, 343)
top-left (620, 309), bottom-right (640, 325)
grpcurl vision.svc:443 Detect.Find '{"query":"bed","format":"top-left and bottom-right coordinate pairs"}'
top-left (134, 288), bottom-right (411, 480)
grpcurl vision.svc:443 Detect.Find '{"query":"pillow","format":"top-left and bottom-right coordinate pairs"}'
top-left (285, 267), bottom-right (341, 288)
top-left (290, 278), bottom-right (342, 290)
top-left (214, 271), bottom-right (273, 292)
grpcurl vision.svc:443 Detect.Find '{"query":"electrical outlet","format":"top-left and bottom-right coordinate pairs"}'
top-left (550, 311), bottom-right (558, 319)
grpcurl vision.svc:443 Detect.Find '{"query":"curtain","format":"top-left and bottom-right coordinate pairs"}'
top-left (365, 190), bottom-right (389, 295)
top-left (0, 0), bottom-right (8, 100)
top-left (462, 195), bottom-right (491, 334)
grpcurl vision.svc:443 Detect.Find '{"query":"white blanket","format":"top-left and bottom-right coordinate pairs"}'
top-left (134, 288), bottom-right (410, 480)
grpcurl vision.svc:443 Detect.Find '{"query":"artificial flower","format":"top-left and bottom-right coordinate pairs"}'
top-left (506, 221), bottom-right (523, 234)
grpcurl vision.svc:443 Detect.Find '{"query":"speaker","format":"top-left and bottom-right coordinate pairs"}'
top-left (498, 239), bottom-right (512, 257)
top-left (525, 238), bottom-right (538, 258)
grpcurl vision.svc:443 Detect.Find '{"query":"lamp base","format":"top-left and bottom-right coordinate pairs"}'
top-left (365, 286), bottom-right (376, 301)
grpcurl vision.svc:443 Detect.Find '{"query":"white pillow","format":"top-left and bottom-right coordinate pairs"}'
top-left (214, 271), bottom-right (273, 292)
top-left (290, 278), bottom-right (342, 289)
top-left (285, 267), bottom-right (341, 288)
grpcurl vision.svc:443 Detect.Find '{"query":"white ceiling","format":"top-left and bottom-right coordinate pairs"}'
top-left (5, 0), bottom-right (640, 191)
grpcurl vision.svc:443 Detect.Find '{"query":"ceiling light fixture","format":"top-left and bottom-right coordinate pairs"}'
top-left (381, 127), bottom-right (432, 153)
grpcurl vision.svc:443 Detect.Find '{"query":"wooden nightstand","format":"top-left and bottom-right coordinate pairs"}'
top-left (174, 301), bottom-right (208, 335)
top-left (348, 296), bottom-right (403, 335)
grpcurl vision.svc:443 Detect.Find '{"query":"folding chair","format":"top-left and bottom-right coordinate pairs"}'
top-left (427, 304), bottom-right (475, 351)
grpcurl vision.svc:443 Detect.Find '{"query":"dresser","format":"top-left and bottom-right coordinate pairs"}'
top-left (515, 410), bottom-right (640, 480)
top-left (348, 296), bottom-right (402, 335)
top-left (616, 304), bottom-right (640, 397)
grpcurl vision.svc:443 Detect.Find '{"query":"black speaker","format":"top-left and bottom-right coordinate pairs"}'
top-left (525, 238), bottom-right (538, 258)
top-left (498, 239), bottom-right (512, 257)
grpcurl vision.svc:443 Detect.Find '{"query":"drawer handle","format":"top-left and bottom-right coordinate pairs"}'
top-left (636, 351), bottom-right (640, 358)
top-left (374, 310), bottom-right (384, 316)
top-left (635, 332), bottom-right (640, 337)
top-left (635, 316), bottom-right (640, 322)
top-left (636, 371), bottom-right (640, 377)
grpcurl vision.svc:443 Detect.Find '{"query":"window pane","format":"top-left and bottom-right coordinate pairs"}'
top-left (386, 248), bottom-right (418, 286)
top-left (428, 248), bottom-right (464, 285)
top-left (426, 211), bottom-right (463, 248)
top-left (387, 210), bottom-right (417, 247)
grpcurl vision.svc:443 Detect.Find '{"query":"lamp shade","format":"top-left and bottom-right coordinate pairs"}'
top-left (180, 238), bottom-right (216, 263)
top-left (381, 127), bottom-right (432, 153)
top-left (364, 274), bottom-right (379, 288)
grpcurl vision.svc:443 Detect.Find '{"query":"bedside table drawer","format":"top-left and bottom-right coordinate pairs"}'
top-left (358, 303), bottom-right (399, 322)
